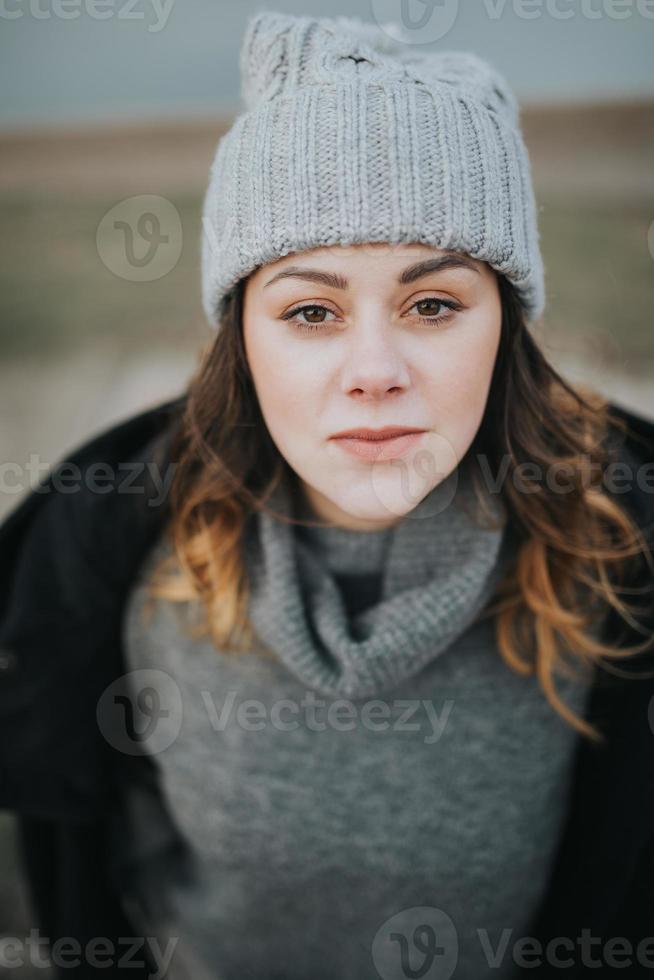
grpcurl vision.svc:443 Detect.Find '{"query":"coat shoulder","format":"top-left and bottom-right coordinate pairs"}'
top-left (0, 392), bottom-right (187, 814)
top-left (0, 393), bottom-right (186, 617)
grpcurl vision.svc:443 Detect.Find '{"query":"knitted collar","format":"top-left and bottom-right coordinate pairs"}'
top-left (243, 463), bottom-right (510, 699)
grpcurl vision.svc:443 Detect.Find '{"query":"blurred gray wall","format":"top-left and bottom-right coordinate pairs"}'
top-left (1, 0), bottom-right (654, 128)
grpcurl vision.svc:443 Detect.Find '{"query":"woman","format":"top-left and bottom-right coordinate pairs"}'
top-left (1, 10), bottom-right (653, 980)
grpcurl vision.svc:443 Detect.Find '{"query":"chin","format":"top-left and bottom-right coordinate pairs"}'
top-left (325, 474), bottom-right (434, 526)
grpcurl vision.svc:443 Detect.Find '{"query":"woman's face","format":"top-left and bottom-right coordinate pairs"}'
top-left (242, 242), bottom-right (502, 530)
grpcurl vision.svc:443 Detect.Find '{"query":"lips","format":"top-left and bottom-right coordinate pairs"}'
top-left (330, 429), bottom-right (427, 462)
top-left (330, 426), bottom-right (427, 441)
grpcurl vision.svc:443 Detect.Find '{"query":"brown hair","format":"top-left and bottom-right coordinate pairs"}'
top-left (145, 272), bottom-right (654, 742)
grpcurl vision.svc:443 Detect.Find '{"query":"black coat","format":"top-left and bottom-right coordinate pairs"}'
top-left (1, 393), bottom-right (653, 979)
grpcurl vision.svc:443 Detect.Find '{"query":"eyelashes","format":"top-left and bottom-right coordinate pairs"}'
top-left (411, 297), bottom-right (461, 326)
top-left (281, 297), bottom-right (462, 332)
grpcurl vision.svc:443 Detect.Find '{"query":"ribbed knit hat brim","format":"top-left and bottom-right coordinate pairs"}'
top-left (201, 11), bottom-right (545, 328)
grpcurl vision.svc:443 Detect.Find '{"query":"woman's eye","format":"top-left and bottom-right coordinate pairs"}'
top-left (281, 297), bottom-right (460, 332)
top-left (409, 297), bottom-right (459, 325)
top-left (282, 304), bottom-right (337, 331)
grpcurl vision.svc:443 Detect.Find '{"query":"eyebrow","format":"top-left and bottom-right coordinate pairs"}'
top-left (262, 253), bottom-right (481, 291)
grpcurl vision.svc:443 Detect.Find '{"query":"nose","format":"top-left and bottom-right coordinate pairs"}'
top-left (340, 323), bottom-right (410, 400)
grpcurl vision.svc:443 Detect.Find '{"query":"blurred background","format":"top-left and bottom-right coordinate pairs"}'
top-left (1, 0), bottom-right (653, 971)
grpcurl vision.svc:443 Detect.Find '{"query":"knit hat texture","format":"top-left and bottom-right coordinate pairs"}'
top-left (201, 10), bottom-right (545, 329)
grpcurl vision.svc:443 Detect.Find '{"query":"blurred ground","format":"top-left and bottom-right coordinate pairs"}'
top-left (0, 105), bottom-right (653, 521)
top-left (1, 102), bottom-right (653, 951)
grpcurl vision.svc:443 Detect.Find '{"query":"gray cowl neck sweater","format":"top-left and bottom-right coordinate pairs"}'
top-left (118, 459), bottom-right (592, 980)
top-left (243, 463), bottom-right (509, 699)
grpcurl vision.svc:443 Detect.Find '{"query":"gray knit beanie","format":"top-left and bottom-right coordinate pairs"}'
top-left (201, 10), bottom-right (545, 329)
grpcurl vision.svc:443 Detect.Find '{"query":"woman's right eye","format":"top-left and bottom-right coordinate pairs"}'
top-left (281, 305), bottom-right (337, 331)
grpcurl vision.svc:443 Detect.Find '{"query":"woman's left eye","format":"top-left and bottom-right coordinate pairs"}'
top-left (409, 297), bottom-right (460, 325)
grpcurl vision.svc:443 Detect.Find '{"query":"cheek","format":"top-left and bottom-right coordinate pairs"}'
top-left (425, 327), bottom-right (497, 396)
top-left (422, 320), bottom-right (500, 448)
top-left (244, 323), bottom-right (323, 438)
